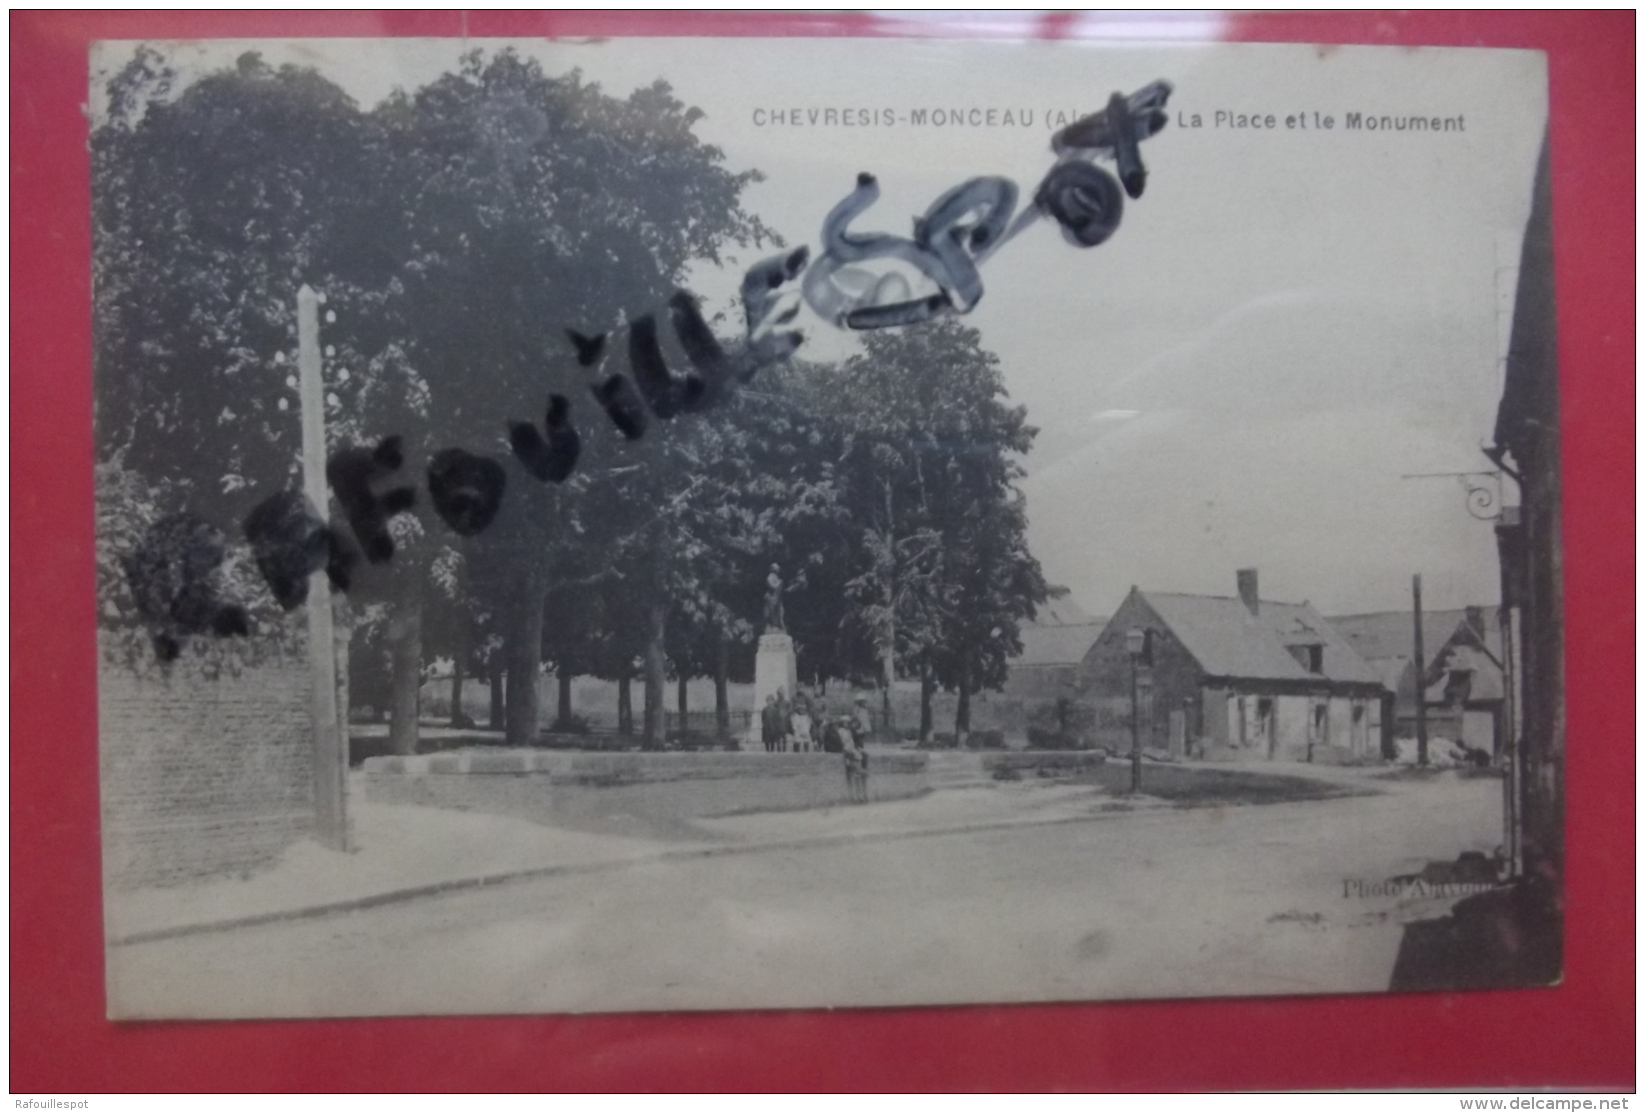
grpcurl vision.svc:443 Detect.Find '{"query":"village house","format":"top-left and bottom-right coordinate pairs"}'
top-left (1489, 137), bottom-right (1562, 908)
top-left (1329, 606), bottom-right (1505, 758)
top-left (1002, 586), bottom-right (1108, 703)
top-left (1079, 570), bottom-right (1390, 762)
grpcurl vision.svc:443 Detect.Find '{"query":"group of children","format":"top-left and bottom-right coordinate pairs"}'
top-left (759, 689), bottom-right (873, 803)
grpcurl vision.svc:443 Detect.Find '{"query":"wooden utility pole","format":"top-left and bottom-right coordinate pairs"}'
top-left (1412, 573), bottom-right (1428, 768)
top-left (299, 284), bottom-right (348, 850)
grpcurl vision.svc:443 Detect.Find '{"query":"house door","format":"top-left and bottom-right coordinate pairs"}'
top-left (1257, 697), bottom-right (1275, 758)
top-left (1169, 709), bottom-right (1186, 758)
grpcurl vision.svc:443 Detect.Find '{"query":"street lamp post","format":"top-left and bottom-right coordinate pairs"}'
top-left (1126, 626), bottom-right (1147, 794)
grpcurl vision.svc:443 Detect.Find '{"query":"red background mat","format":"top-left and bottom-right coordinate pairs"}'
top-left (11, 10), bottom-right (1633, 1093)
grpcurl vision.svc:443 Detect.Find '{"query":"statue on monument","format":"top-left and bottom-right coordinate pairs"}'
top-left (764, 563), bottom-right (786, 633)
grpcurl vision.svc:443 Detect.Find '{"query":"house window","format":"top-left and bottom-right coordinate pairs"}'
top-left (1446, 669), bottom-right (1472, 704)
top-left (1287, 644), bottom-right (1325, 673)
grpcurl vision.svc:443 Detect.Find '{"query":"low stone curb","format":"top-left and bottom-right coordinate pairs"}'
top-left (362, 750), bottom-right (931, 778)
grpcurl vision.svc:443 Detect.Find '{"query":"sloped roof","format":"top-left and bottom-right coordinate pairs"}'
top-left (1329, 608), bottom-right (1501, 668)
top-left (1371, 655), bottom-right (1415, 694)
top-left (1008, 588), bottom-right (1105, 668)
top-left (1143, 592), bottom-right (1382, 685)
top-left (1432, 643), bottom-right (1505, 702)
top-left (1033, 589), bottom-right (1095, 627)
top-left (1012, 621), bottom-right (1107, 668)
top-left (1460, 612), bottom-right (1504, 665)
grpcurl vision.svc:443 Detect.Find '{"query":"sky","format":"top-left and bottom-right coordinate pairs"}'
top-left (91, 36), bottom-right (1550, 618)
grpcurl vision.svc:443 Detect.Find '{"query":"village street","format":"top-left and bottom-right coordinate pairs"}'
top-left (109, 768), bottom-right (1503, 1018)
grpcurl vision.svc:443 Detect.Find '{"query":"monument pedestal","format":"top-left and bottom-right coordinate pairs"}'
top-left (750, 631), bottom-right (798, 746)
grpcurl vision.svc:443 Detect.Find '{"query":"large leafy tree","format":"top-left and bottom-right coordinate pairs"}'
top-left (93, 45), bottom-right (1049, 755)
top-left (93, 50), bottom-right (395, 524)
top-left (96, 46), bottom-right (781, 754)
top-left (827, 320), bottom-right (1047, 737)
top-left (92, 50), bottom-right (424, 736)
top-left (652, 391), bottom-right (846, 744)
top-left (934, 486), bottom-right (1044, 734)
top-left (376, 49), bottom-right (777, 747)
top-left (743, 361), bottom-right (876, 690)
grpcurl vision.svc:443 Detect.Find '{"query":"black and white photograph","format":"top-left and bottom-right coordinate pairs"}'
top-left (91, 36), bottom-right (1565, 1019)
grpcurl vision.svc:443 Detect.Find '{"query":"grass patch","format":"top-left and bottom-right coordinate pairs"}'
top-left (1058, 763), bottom-right (1363, 806)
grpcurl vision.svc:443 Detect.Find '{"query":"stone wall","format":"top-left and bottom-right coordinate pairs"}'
top-left (362, 750), bottom-right (933, 828)
top-left (97, 637), bottom-right (315, 890)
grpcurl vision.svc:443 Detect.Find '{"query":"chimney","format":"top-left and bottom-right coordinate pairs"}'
top-left (1236, 568), bottom-right (1260, 616)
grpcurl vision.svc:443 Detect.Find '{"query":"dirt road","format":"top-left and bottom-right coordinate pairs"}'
top-left (109, 771), bottom-right (1501, 1018)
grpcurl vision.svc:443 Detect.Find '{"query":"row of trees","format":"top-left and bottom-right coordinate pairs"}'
top-left (93, 46), bottom-right (1047, 752)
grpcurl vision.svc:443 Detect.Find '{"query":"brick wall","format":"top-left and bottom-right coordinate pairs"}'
top-left (97, 635), bottom-right (315, 890)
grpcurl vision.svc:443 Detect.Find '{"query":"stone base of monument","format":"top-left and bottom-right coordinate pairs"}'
top-left (748, 631), bottom-right (798, 746)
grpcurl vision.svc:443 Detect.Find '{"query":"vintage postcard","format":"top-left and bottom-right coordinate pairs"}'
top-left (92, 37), bottom-right (1563, 1019)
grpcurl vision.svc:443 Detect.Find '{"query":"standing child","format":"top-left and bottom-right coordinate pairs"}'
top-left (760, 693), bottom-right (780, 753)
top-left (790, 703), bottom-right (814, 753)
top-left (850, 738), bottom-right (870, 803)
top-left (852, 695), bottom-right (874, 745)
top-left (774, 688), bottom-right (791, 752)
